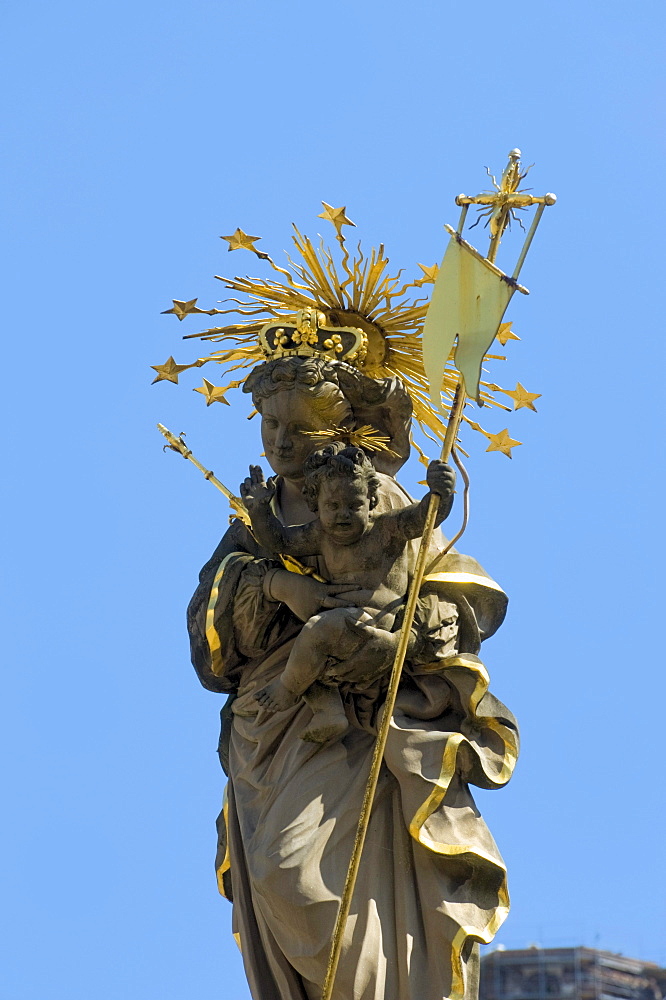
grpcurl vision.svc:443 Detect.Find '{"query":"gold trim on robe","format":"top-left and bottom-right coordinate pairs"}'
top-left (207, 553), bottom-right (246, 677)
top-left (404, 653), bottom-right (518, 998)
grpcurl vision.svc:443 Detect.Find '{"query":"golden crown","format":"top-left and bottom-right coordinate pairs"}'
top-left (259, 308), bottom-right (367, 364)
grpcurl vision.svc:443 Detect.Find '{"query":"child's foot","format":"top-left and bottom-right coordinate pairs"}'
top-left (254, 678), bottom-right (300, 713)
top-left (301, 710), bottom-right (348, 743)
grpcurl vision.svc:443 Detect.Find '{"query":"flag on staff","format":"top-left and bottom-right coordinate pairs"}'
top-left (422, 147), bottom-right (555, 410)
top-left (422, 228), bottom-right (526, 406)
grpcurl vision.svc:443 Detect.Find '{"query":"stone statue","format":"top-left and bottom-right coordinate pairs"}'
top-left (186, 356), bottom-right (518, 1000)
top-left (155, 172), bottom-right (555, 997)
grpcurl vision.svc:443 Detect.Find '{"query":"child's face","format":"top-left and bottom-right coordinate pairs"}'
top-left (317, 476), bottom-right (372, 545)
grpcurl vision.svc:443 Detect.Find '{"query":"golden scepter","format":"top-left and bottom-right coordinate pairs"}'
top-left (157, 423), bottom-right (251, 525)
top-left (322, 150), bottom-right (556, 1000)
top-left (157, 423), bottom-right (326, 581)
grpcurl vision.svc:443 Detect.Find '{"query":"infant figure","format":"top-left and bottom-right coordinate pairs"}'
top-left (241, 444), bottom-right (455, 742)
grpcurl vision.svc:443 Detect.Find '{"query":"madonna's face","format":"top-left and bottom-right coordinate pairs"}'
top-left (260, 390), bottom-right (337, 481)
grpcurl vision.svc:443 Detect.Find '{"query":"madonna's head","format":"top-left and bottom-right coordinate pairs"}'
top-left (243, 356), bottom-right (412, 480)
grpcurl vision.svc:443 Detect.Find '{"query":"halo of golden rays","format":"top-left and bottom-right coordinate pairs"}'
top-left (153, 205), bottom-right (539, 459)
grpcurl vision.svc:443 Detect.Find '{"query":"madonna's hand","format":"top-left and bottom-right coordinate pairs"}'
top-left (267, 570), bottom-right (361, 622)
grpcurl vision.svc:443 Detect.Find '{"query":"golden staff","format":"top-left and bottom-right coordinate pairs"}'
top-left (321, 394), bottom-right (463, 1000)
top-left (322, 151), bottom-right (555, 1000)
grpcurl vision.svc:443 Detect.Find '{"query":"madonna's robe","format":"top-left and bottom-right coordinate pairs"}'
top-left (187, 475), bottom-right (518, 1000)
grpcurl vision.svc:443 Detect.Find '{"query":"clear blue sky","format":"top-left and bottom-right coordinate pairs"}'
top-left (2, 1), bottom-right (665, 997)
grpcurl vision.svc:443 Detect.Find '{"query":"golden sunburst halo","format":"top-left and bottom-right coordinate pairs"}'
top-left (153, 203), bottom-right (539, 457)
top-left (302, 424), bottom-right (399, 459)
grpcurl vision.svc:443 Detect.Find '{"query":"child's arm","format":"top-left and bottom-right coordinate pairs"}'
top-left (240, 465), bottom-right (321, 557)
top-left (386, 460), bottom-right (456, 540)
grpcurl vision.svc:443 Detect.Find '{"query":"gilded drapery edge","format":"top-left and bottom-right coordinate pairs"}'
top-left (423, 571), bottom-right (506, 594)
top-left (207, 552), bottom-right (247, 677)
top-left (216, 785), bottom-right (232, 899)
top-left (406, 652), bottom-right (517, 1000)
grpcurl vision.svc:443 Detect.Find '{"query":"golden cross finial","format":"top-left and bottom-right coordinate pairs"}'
top-left (455, 149), bottom-right (556, 262)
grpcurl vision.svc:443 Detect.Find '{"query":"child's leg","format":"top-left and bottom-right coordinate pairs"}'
top-left (254, 608), bottom-right (367, 714)
top-left (300, 681), bottom-right (348, 743)
top-left (282, 609), bottom-right (361, 691)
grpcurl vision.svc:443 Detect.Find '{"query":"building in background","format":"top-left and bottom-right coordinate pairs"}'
top-left (480, 948), bottom-right (666, 1000)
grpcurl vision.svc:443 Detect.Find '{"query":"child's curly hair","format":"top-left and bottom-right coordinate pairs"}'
top-left (302, 443), bottom-right (380, 512)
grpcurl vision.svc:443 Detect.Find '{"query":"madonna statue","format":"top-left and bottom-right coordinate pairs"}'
top-left (186, 353), bottom-right (518, 1000)
top-left (155, 210), bottom-right (523, 1000)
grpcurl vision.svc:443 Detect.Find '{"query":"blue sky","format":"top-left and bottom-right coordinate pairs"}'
top-left (2, 1), bottom-right (665, 997)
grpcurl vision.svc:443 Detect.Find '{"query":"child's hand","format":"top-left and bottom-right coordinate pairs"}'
top-left (426, 460), bottom-right (456, 498)
top-left (240, 465), bottom-right (277, 507)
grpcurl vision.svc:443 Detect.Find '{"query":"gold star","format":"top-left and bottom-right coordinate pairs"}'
top-left (151, 357), bottom-right (192, 384)
top-left (496, 322), bottom-right (520, 346)
top-left (161, 298), bottom-right (204, 321)
top-left (485, 428), bottom-right (522, 458)
top-left (193, 379), bottom-right (232, 406)
top-left (318, 202), bottom-right (356, 232)
top-left (417, 262), bottom-right (439, 283)
top-left (502, 382), bottom-right (541, 411)
top-left (220, 229), bottom-right (268, 258)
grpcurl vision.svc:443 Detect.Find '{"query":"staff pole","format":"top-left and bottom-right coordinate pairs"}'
top-left (321, 383), bottom-right (466, 1000)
